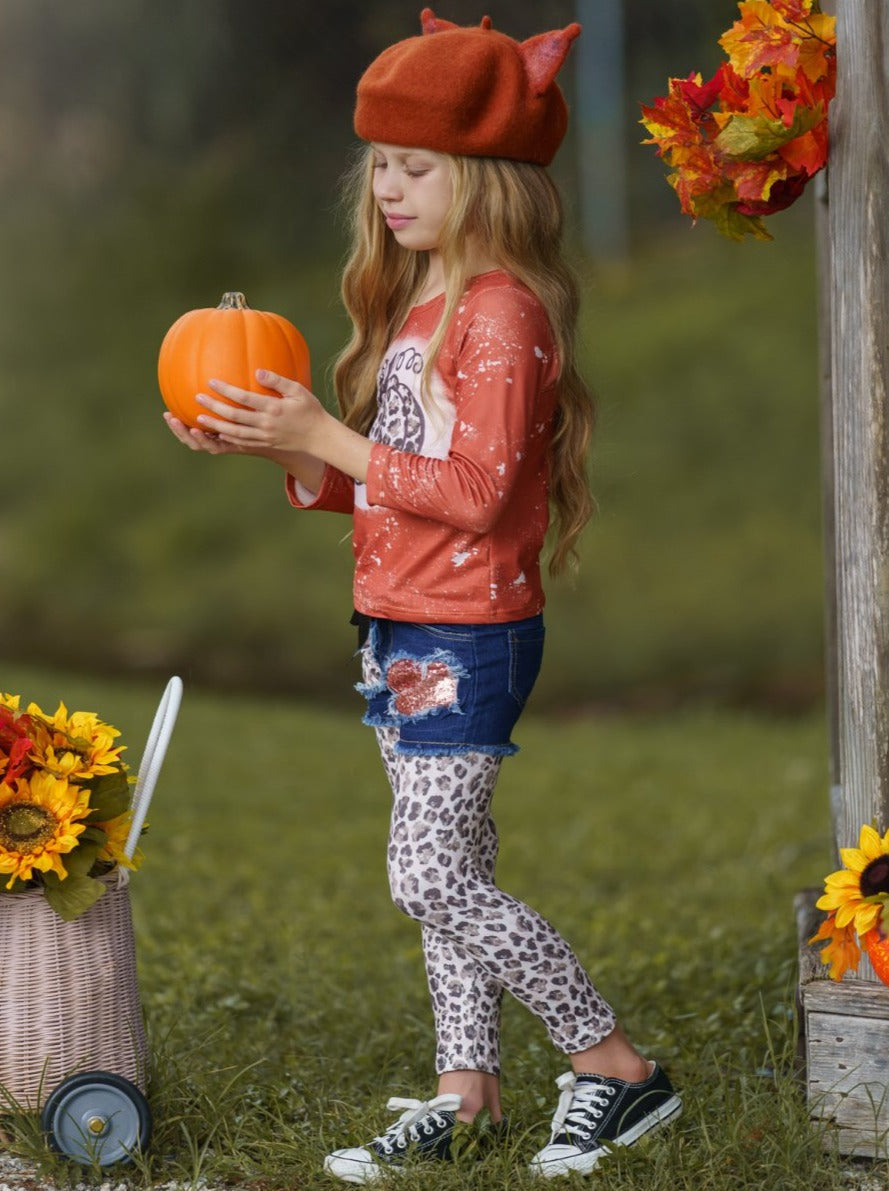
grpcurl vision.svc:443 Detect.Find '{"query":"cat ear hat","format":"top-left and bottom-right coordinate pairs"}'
top-left (354, 9), bottom-right (581, 166)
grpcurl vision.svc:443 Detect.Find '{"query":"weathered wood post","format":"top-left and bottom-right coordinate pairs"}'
top-left (799, 0), bottom-right (889, 1157)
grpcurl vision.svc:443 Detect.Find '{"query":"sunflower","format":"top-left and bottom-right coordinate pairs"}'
top-left (816, 823), bottom-right (889, 936)
top-left (28, 702), bottom-right (125, 782)
top-left (0, 771), bottom-right (91, 888)
top-left (95, 812), bottom-right (142, 871)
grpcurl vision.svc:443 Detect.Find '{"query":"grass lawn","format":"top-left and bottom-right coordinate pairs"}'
top-left (1, 664), bottom-right (885, 1189)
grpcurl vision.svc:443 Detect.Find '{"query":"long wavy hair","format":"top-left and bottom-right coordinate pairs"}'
top-left (333, 147), bottom-right (595, 576)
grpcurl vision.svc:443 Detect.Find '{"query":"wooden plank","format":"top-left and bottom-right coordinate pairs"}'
top-left (815, 168), bottom-right (841, 844)
top-left (806, 1009), bottom-right (889, 1157)
top-left (828, 2), bottom-right (889, 859)
top-left (804, 978), bottom-right (889, 1019)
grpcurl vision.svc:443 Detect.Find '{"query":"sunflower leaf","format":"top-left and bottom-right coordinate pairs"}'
top-left (62, 829), bottom-right (105, 878)
top-left (85, 768), bottom-right (131, 822)
top-left (42, 871), bottom-right (106, 921)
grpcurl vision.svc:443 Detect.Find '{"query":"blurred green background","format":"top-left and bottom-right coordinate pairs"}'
top-left (0, 0), bottom-right (826, 712)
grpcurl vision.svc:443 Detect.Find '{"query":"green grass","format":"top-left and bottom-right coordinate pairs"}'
top-left (0, 663), bottom-right (883, 1188)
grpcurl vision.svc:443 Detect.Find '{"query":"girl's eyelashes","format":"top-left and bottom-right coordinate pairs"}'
top-left (371, 158), bottom-right (431, 177)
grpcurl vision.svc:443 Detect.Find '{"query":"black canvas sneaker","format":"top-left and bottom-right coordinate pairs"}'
top-left (529, 1063), bottom-right (681, 1177)
top-left (324, 1092), bottom-right (500, 1183)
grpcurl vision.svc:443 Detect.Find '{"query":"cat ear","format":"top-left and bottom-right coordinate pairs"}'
top-left (420, 8), bottom-right (459, 34)
top-left (421, 10), bottom-right (492, 34)
top-left (519, 23), bottom-right (581, 94)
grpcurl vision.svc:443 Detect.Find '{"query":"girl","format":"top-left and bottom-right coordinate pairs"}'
top-left (165, 10), bottom-right (680, 1180)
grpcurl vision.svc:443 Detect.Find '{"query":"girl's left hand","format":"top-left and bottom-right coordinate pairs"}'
top-left (194, 370), bottom-right (326, 459)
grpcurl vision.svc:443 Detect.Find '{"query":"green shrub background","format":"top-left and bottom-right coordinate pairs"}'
top-left (0, 206), bottom-right (824, 709)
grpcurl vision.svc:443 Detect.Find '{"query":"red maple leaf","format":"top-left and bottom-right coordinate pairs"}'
top-left (736, 171), bottom-right (808, 215)
top-left (677, 66), bottom-right (727, 115)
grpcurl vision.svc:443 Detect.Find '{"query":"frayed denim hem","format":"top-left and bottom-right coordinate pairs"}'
top-left (393, 739), bottom-right (519, 758)
top-left (355, 678), bottom-right (386, 700)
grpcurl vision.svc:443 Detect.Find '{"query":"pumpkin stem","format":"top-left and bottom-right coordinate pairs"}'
top-left (218, 291), bottom-right (249, 310)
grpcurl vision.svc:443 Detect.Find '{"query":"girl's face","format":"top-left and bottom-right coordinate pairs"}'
top-left (371, 144), bottom-right (453, 254)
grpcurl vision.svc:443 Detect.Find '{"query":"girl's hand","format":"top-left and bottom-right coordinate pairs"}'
top-left (163, 410), bottom-right (243, 455)
top-left (193, 370), bottom-right (326, 459)
top-left (165, 368), bottom-right (372, 485)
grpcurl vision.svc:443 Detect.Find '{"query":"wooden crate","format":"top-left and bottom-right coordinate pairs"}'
top-left (797, 889), bottom-right (889, 1157)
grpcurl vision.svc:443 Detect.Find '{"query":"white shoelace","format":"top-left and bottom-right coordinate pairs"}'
top-left (374, 1094), bottom-right (462, 1155)
top-left (548, 1072), bottom-right (616, 1142)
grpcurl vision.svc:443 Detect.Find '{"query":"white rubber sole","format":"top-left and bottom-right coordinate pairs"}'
top-left (529, 1095), bottom-right (683, 1178)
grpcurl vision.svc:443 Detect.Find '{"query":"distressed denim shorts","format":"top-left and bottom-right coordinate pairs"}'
top-left (357, 615), bottom-right (545, 757)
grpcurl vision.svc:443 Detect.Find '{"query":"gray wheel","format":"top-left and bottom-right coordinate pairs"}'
top-left (41, 1071), bottom-right (152, 1166)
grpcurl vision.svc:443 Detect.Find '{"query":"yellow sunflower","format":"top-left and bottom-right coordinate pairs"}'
top-left (95, 813), bottom-right (142, 871)
top-left (28, 702), bottom-right (125, 782)
top-left (0, 771), bottom-right (91, 888)
top-left (816, 823), bottom-right (889, 937)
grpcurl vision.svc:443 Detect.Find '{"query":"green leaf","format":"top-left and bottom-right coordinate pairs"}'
top-left (85, 768), bottom-right (131, 822)
top-left (711, 203), bottom-right (772, 243)
top-left (715, 107), bottom-right (823, 160)
top-left (63, 828), bottom-right (105, 878)
top-left (686, 184), bottom-right (772, 242)
top-left (42, 872), bottom-right (106, 921)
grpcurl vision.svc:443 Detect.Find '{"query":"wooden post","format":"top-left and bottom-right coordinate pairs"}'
top-left (828, 0), bottom-right (889, 863)
top-left (800, 0), bottom-right (889, 1157)
top-left (574, 0), bottom-right (629, 261)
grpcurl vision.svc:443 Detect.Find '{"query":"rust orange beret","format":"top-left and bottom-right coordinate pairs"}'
top-left (354, 9), bottom-right (581, 166)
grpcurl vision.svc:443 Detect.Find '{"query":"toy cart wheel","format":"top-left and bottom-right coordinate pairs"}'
top-left (41, 1071), bottom-right (152, 1166)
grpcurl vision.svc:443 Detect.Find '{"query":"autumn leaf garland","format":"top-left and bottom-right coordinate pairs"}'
top-left (640, 0), bottom-right (836, 240)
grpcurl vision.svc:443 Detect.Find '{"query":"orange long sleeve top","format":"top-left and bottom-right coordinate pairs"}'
top-left (286, 270), bottom-right (560, 623)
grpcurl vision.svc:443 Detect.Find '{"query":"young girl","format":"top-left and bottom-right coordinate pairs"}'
top-left (165, 10), bottom-right (680, 1180)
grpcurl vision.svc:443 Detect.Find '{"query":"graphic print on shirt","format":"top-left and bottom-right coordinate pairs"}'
top-left (370, 345), bottom-right (425, 452)
top-left (355, 337), bottom-right (456, 512)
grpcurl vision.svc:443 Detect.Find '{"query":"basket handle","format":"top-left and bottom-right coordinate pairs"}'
top-left (124, 676), bottom-right (183, 861)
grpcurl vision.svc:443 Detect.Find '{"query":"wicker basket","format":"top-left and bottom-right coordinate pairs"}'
top-left (0, 869), bottom-right (147, 1108)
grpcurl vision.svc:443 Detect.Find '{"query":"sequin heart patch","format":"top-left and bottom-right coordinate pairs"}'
top-left (386, 657), bottom-right (459, 716)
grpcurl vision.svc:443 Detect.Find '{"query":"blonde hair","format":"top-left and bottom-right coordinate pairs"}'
top-left (333, 147), bottom-right (595, 576)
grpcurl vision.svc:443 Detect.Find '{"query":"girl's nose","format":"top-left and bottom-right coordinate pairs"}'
top-left (373, 167), bottom-right (402, 202)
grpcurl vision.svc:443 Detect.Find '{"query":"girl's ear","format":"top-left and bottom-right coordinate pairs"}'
top-left (519, 24), bottom-right (582, 95)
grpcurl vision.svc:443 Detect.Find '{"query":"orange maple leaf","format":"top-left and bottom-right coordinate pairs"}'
top-left (795, 13), bottom-right (837, 84)
top-left (810, 912), bottom-right (861, 982)
top-left (720, 0), bottom-right (800, 79)
top-left (665, 144), bottom-right (725, 215)
top-left (640, 76), bottom-right (713, 157)
top-left (778, 119), bottom-right (828, 175)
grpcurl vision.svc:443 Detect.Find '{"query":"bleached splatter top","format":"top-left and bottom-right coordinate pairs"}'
top-left (287, 270), bottom-right (559, 623)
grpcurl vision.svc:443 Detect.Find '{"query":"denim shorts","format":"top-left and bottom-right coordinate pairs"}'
top-left (357, 615), bottom-right (545, 757)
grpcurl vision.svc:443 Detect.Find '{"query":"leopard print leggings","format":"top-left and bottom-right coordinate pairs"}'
top-left (375, 725), bottom-right (617, 1075)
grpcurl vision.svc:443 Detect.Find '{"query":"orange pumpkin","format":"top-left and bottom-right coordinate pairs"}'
top-left (158, 291), bottom-right (311, 428)
top-left (864, 925), bottom-right (889, 986)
